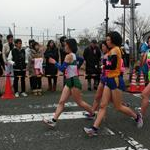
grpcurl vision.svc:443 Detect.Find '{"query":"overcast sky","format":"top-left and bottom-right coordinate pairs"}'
top-left (0, 0), bottom-right (149, 40)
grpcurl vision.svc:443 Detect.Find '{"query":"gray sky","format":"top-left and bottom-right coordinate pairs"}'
top-left (0, 0), bottom-right (149, 41)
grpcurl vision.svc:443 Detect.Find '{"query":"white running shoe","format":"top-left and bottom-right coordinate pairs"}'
top-left (15, 92), bottom-right (20, 98)
top-left (43, 118), bottom-right (56, 128)
top-left (21, 92), bottom-right (28, 97)
top-left (83, 127), bottom-right (98, 136)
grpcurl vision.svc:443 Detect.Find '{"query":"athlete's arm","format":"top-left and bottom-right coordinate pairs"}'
top-left (104, 55), bottom-right (117, 70)
top-left (76, 56), bottom-right (84, 69)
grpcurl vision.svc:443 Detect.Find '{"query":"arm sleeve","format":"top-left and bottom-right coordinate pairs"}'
top-left (77, 56), bottom-right (84, 69)
top-left (55, 62), bottom-right (68, 72)
top-left (83, 49), bottom-right (87, 60)
top-left (105, 55), bottom-right (117, 70)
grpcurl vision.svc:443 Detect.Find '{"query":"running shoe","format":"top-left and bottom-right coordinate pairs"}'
top-left (136, 111), bottom-right (143, 128)
top-left (83, 127), bottom-right (98, 136)
top-left (83, 112), bottom-right (95, 120)
top-left (15, 92), bottom-right (20, 98)
top-left (43, 118), bottom-right (56, 128)
top-left (20, 92), bottom-right (28, 97)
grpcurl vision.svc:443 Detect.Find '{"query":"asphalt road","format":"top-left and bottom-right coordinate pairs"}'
top-left (0, 91), bottom-right (150, 150)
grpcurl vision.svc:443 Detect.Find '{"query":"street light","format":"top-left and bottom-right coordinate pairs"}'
top-left (12, 23), bottom-right (16, 39)
top-left (56, 33), bottom-right (62, 42)
top-left (112, 0), bottom-right (141, 81)
top-left (67, 28), bottom-right (75, 38)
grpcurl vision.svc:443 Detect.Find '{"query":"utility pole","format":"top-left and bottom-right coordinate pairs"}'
top-left (12, 23), bottom-right (16, 39)
top-left (105, 0), bottom-right (109, 36)
top-left (47, 29), bottom-right (49, 42)
top-left (123, 5), bottom-right (126, 44)
top-left (63, 16), bottom-right (66, 36)
top-left (43, 32), bottom-right (45, 45)
top-left (130, 0), bottom-right (135, 64)
top-left (31, 27), bottom-right (33, 39)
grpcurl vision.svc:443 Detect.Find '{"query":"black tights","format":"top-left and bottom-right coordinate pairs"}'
top-left (30, 76), bottom-right (42, 90)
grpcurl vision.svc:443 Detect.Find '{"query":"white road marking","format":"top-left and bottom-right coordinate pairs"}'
top-left (133, 93), bottom-right (150, 103)
top-left (0, 111), bottom-right (87, 123)
top-left (103, 147), bottom-right (133, 150)
top-left (28, 102), bottom-right (78, 109)
top-left (117, 131), bottom-right (148, 150)
top-left (104, 127), bottom-right (115, 135)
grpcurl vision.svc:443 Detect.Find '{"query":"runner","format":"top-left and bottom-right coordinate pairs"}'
top-left (84, 41), bottom-right (128, 119)
top-left (84, 31), bottom-right (143, 136)
top-left (140, 48), bottom-right (150, 116)
top-left (84, 41), bottom-right (110, 119)
top-left (43, 38), bottom-right (94, 127)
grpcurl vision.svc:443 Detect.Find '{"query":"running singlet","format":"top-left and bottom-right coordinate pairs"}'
top-left (107, 46), bottom-right (122, 78)
top-left (65, 53), bottom-right (78, 79)
top-left (146, 50), bottom-right (150, 81)
top-left (146, 49), bottom-right (150, 69)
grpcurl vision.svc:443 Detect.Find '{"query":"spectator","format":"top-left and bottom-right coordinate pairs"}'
top-left (124, 39), bottom-right (130, 67)
top-left (59, 36), bottom-right (67, 86)
top-left (0, 34), bottom-right (4, 70)
top-left (44, 40), bottom-right (59, 91)
top-left (28, 42), bottom-right (43, 96)
top-left (140, 36), bottom-right (150, 85)
top-left (83, 40), bottom-right (101, 91)
top-left (2, 35), bottom-right (14, 80)
top-left (0, 34), bottom-right (4, 96)
top-left (25, 39), bottom-right (35, 90)
top-left (8, 39), bottom-right (28, 98)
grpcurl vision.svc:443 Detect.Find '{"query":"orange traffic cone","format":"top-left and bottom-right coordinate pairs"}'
top-left (128, 69), bottom-right (138, 93)
top-left (138, 71), bottom-right (145, 92)
top-left (1, 74), bottom-right (15, 99)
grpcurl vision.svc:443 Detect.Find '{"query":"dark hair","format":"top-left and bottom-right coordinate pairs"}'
top-left (47, 40), bottom-right (56, 49)
top-left (14, 39), bottom-right (22, 44)
top-left (29, 39), bottom-right (35, 45)
top-left (60, 36), bottom-right (67, 44)
top-left (0, 34), bottom-right (3, 38)
top-left (65, 38), bottom-right (78, 54)
top-left (32, 42), bottom-right (39, 50)
top-left (7, 34), bottom-right (13, 40)
top-left (100, 41), bottom-right (109, 49)
top-left (107, 31), bottom-right (122, 47)
top-left (91, 39), bottom-right (98, 44)
top-left (147, 36), bottom-right (150, 43)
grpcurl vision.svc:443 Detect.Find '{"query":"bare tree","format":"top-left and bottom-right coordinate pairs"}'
top-left (78, 28), bottom-right (93, 46)
top-left (116, 11), bottom-right (150, 50)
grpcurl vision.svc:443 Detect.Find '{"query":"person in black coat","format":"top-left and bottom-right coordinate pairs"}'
top-left (83, 40), bottom-right (101, 91)
top-left (0, 34), bottom-right (4, 96)
top-left (0, 34), bottom-right (4, 74)
top-left (7, 39), bottom-right (28, 98)
top-left (44, 40), bottom-right (59, 91)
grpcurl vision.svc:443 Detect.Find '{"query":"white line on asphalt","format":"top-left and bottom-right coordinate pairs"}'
top-left (133, 94), bottom-right (150, 103)
top-left (104, 127), bottom-right (115, 135)
top-left (103, 147), bottom-right (133, 150)
top-left (28, 102), bottom-right (78, 109)
top-left (118, 131), bottom-right (148, 150)
top-left (127, 136), bottom-right (148, 150)
top-left (0, 111), bottom-right (87, 123)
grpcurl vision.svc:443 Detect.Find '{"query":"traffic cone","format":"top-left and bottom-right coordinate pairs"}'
top-left (138, 71), bottom-right (145, 92)
top-left (1, 74), bottom-right (15, 99)
top-left (128, 69), bottom-right (138, 93)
